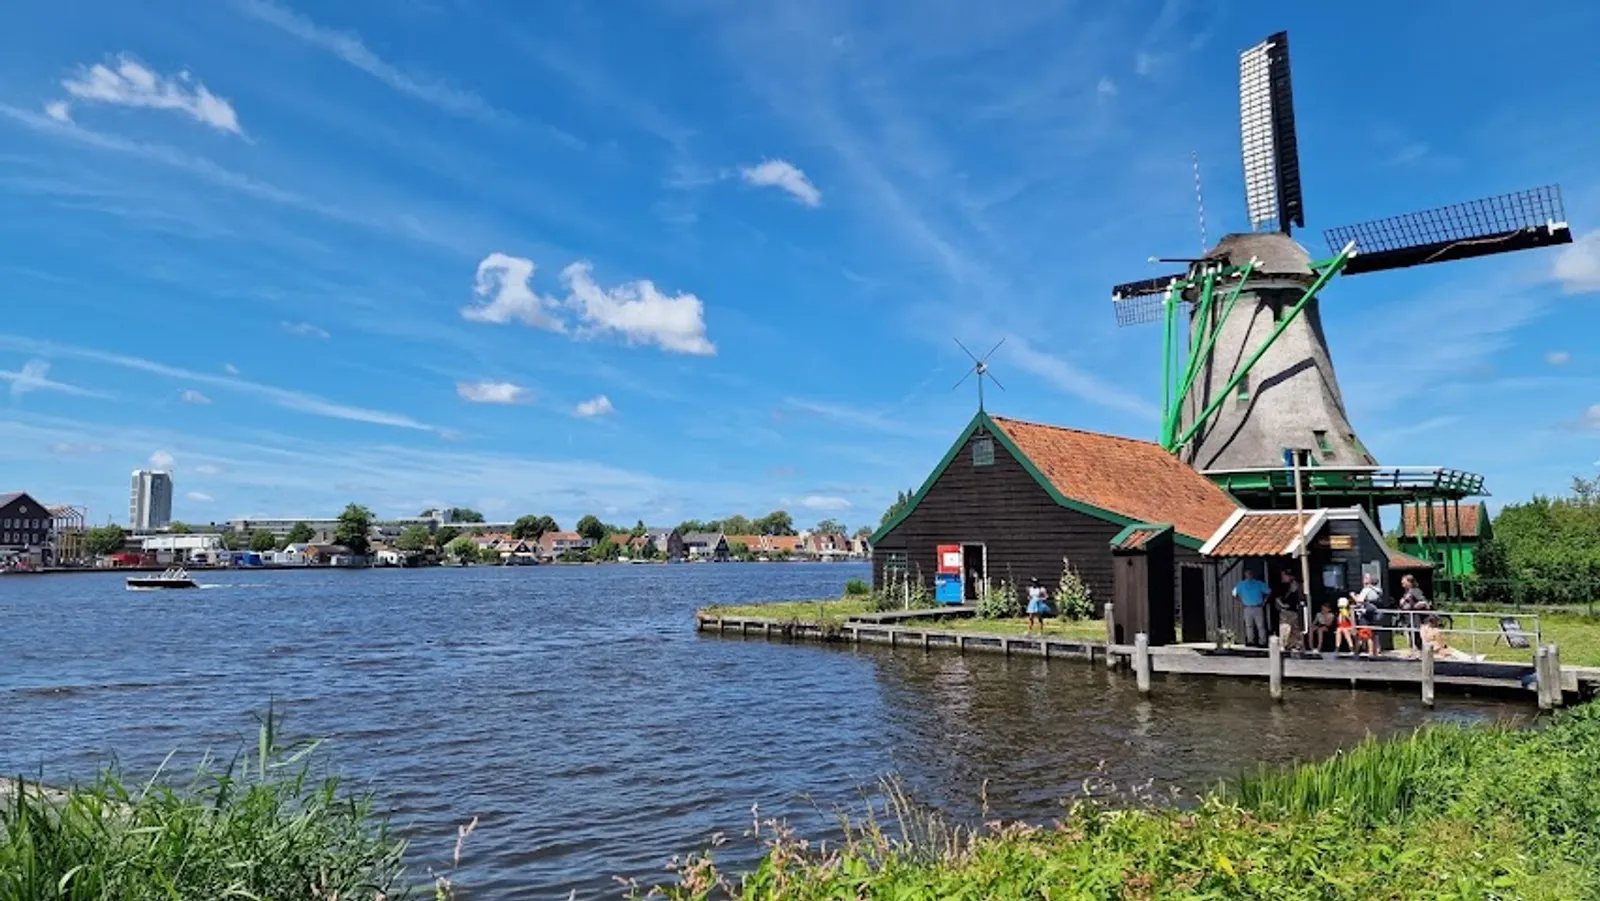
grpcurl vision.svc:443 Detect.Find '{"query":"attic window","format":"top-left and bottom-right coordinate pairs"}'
top-left (972, 437), bottom-right (995, 467)
top-left (1235, 375), bottom-right (1251, 404)
top-left (1314, 430), bottom-right (1334, 456)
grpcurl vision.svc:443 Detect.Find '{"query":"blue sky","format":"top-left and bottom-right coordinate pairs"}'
top-left (2, 0), bottom-right (1598, 530)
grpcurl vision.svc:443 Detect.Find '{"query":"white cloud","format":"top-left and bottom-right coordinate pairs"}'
top-left (181, 389), bottom-right (211, 404)
top-left (224, 363), bottom-right (240, 375)
top-left (1553, 232), bottom-right (1600, 294)
top-left (1134, 51), bottom-right (1159, 77)
top-left (50, 442), bottom-right (106, 455)
top-left (461, 253), bottom-right (565, 330)
top-left (739, 159), bottom-right (822, 207)
top-left (187, 491), bottom-right (214, 503)
top-left (574, 394), bottom-right (615, 418)
top-left (3, 359), bottom-right (103, 399)
top-left (44, 101), bottom-right (71, 122)
top-left (800, 495), bottom-right (851, 511)
top-left (457, 380), bottom-right (532, 404)
top-left (281, 321), bottom-right (330, 339)
top-left (150, 449), bottom-right (176, 469)
top-left (235, 0), bottom-right (505, 123)
top-left (1096, 76), bottom-right (1117, 99)
top-left (0, 335), bottom-right (437, 433)
top-left (60, 55), bottom-right (241, 134)
top-left (562, 262), bottom-right (715, 355)
top-left (194, 463), bottom-right (224, 475)
top-left (1584, 404), bottom-right (1600, 431)
top-left (782, 397), bottom-right (937, 438)
top-left (1007, 338), bottom-right (1159, 420)
top-left (1547, 350), bottom-right (1572, 366)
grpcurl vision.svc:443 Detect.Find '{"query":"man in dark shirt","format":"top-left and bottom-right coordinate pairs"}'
top-left (1277, 570), bottom-right (1306, 650)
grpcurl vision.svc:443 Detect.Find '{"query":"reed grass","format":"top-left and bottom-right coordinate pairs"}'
top-left (0, 707), bottom-right (410, 901)
top-left (651, 704), bottom-right (1600, 899)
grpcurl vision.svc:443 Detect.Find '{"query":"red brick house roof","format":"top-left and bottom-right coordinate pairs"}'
top-left (1400, 503), bottom-right (1487, 539)
top-left (988, 415), bottom-right (1240, 545)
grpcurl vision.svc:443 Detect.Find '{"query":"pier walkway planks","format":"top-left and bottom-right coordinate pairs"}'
top-left (696, 613), bottom-right (1598, 707)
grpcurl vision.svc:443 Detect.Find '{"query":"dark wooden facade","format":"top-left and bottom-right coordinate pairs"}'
top-left (872, 429), bottom-right (1124, 602)
top-left (1111, 530), bottom-right (1177, 646)
top-left (1202, 514), bottom-right (1391, 644)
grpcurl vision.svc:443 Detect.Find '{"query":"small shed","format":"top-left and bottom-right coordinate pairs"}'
top-left (1199, 507), bottom-right (1395, 646)
top-left (1109, 524), bottom-right (1177, 646)
top-left (1398, 501), bottom-right (1490, 581)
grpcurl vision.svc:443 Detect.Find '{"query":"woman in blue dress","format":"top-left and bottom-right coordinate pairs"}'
top-left (1025, 577), bottom-right (1050, 636)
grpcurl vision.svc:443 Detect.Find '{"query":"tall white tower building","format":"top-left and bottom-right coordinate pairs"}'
top-left (129, 469), bottom-right (174, 530)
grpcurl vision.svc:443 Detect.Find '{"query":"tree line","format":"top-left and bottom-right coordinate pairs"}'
top-left (1467, 475), bottom-right (1600, 605)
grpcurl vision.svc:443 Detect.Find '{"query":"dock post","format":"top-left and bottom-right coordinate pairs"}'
top-left (1268, 636), bottom-right (1283, 702)
top-left (1420, 642), bottom-right (1435, 708)
top-left (1134, 633), bottom-right (1151, 694)
top-left (1549, 644), bottom-right (1564, 708)
top-left (1104, 603), bottom-right (1116, 669)
top-left (1536, 647), bottom-right (1553, 710)
top-left (1002, 637), bottom-right (1011, 657)
top-left (889, 629), bottom-right (897, 649)
top-left (922, 632), bottom-right (930, 651)
top-left (1041, 640), bottom-right (1050, 661)
top-left (717, 618), bottom-right (726, 634)
top-left (958, 635), bottom-right (967, 654)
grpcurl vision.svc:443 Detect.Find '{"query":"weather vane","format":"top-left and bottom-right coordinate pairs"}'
top-left (952, 338), bottom-right (1006, 412)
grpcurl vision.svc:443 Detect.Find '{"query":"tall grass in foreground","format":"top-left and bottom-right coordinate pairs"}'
top-left (0, 708), bottom-right (411, 901)
top-left (649, 706), bottom-right (1600, 900)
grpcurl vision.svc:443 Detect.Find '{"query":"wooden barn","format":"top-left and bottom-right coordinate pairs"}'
top-left (870, 411), bottom-right (1240, 641)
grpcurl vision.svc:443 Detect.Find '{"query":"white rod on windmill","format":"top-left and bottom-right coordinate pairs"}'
top-left (1192, 150), bottom-right (1208, 254)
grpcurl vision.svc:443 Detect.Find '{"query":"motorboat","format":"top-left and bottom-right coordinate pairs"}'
top-left (126, 566), bottom-right (199, 590)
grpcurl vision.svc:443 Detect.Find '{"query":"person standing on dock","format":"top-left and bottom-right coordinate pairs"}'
top-left (1277, 570), bottom-right (1305, 651)
top-left (1025, 578), bottom-right (1050, 636)
top-left (1233, 569), bottom-right (1271, 647)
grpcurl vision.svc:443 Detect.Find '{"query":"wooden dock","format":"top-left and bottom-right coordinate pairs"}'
top-left (695, 612), bottom-right (1599, 707)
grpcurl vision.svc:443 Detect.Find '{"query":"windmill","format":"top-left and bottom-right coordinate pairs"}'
top-left (952, 338), bottom-right (1006, 411)
top-left (1112, 31), bottom-right (1573, 476)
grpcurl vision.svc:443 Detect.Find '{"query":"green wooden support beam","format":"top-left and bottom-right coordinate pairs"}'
top-left (1172, 242), bottom-right (1356, 452)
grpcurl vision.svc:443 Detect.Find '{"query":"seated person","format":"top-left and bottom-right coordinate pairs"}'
top-left (1418, 615), bottom-right (1471, 661)
top-left (1307, 602), bottom-right (1337, 652)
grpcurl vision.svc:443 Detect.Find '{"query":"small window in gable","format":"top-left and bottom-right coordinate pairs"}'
top-left (1235, 375), bottom-right (1251, 404)
top-left (972, 436), bottom-right (995, 467)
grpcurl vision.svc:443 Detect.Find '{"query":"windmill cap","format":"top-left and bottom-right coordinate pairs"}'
top-left (1206, 232), bottom-right (1315, 279)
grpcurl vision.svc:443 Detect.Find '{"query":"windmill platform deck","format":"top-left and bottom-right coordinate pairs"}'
top-left (695, 613), bottom-right (1597, 706)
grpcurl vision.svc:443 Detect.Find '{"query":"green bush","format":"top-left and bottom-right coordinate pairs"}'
top-left (844, 578), bottom-right (871, 596)
top-left (977, 578), bottom-right (1020, 619)
top-left (0, 708), bottom-right (410, 901)
top-left (1054, 557), bottom-right (1094, 620)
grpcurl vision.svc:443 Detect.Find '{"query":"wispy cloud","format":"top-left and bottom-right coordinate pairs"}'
top-left (1006, 338), bottom-right (1158, 420)
top-left (43, 101), bottom-right (70, 123)
top-left (1, 359), bottom-right (104, 400)
top-left (799, 494), bottom-right (850, 511)
top-left (1096, 76), bottom-right (1117, 100)
top-left (57, 55), bottom-right (241, 134)
top-left (187, 491), bottom-right (214, 503)
top-left (150, 449), bottom-right (175, 469)
top-left (457, 380), bottom-right (532, 404)
top-left (782, 397), bottom-right (935, 438)
top-left (281, 320), bottom-right (331, 339)
top-left (1548, 350), bottom-right (1572, 366)
top-left (223, 363), bottom-right (240, 375)
top-left (181, 389), bottom-right (212, 404)
top-left (1553, 232), bottom-right (1600, 294)
top-left (0, 335), bottom-right (437, 432)
top-left (235, 0), bottom-right (511, 126)
top-left (194, 463), bottom-right (224, 475)
top-left (50, 441), bottom-right (106, 455)
top-left (574, 395), bottom-right (615, 418)
top-left (739, 159), bottom-right (822, 207)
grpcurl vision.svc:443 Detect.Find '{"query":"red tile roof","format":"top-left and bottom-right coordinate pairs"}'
top-left (1113, 528), bottom-right (1162, 550)
top-left (1205, 512), bottom-right (1306, 557)
top-left (990, 416), bottom-right (1240, 543)
top-left (1400, 503), bottom-right (1484, 539)
top-left (1389, 550), bottom-right (1436, 570)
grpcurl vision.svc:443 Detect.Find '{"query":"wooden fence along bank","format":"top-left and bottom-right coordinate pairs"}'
top-left (696, 604), bottom-right (1598, 709)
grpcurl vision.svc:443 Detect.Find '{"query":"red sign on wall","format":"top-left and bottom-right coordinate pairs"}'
top-left (936, 544), bottom-right (962, 574)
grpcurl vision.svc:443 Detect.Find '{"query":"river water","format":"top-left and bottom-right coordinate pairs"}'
top-left (1, 564), bottom-right (1521, 898)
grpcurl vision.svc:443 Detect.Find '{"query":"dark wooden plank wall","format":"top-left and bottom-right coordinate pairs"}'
top-left (1112, 554), bottom-right (1150, 644)
top-left (871, 429), bottom-right (1122, 602)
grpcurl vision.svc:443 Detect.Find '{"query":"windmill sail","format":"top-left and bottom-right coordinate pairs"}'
top-left (1239, 32), bottom-right (1304, 235)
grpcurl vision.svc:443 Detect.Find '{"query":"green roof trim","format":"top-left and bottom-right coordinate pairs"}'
top-left (1109, 522), bottom-right (1173, 550)
top-left (871, 412), bottom-right (1209, 549)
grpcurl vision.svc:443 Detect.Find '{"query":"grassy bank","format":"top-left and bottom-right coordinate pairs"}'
top-left (699, 598), bottom-right (1107, 640)
top-left (654, 702), bottom-right (1600, 899)
top-left (0, 711), bottom-right (430, 901)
